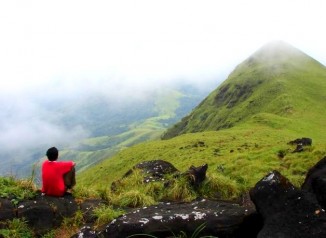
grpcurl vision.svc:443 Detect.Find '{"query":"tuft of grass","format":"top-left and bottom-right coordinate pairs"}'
top-left (40, 230), bottom-right (56, 238)
top-left (108, 169), bottom-right (163, 207)
top-left (0, 177), bottom-right (36, 202)
top-left (0, 218), bottom-right (34, 238)
top-left (199, 173), bottom-right (242, 200)
top-left (72, 186), bottom-right (101, 200)
top-left (162, 177), bottom-right (197, 202)
top-left (51, 210), bottom-right (85, 238)
top-left (92, 204), bottom-right (125, 227)
top-left (112, 190), bottom-right (156, 208)
top-left (62, 210), bottom-right (84, 228)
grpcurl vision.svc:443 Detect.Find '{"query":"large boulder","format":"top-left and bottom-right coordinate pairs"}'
top-left (17, 199), bottom-right (54, 235)
top-left (111, 160), bottom-right (179, 191)
top-left (100, 199), bottom-right (258, 238)
top-left (250, 170), bottom-right (326, 238)
top-left (111, 160), bottom-right (209, 192)
top-left (16, 193), bottom-right (78, 236)
top-left (123, 160), bottom-right (179, 182)
top-left (302, 156), bottom-right (326, 209)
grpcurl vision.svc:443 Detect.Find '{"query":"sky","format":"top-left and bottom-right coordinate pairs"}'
top-left (0, 0), bottom-right (326, 159)
top-left (1, 0), bottom-right (326, 93)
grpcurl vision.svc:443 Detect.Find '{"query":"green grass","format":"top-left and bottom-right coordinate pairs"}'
top-left (92, 205), bottom-right (125, 228)
top-left (0, 177), bottom-right (36, 203)
top-left (77, 122), bottom-right (326, 204)
top-left (0, 218), bottom-right (34, 238)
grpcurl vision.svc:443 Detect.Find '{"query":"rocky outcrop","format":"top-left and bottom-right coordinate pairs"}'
top-left (0, 192), bottom-right (108, 236)
top-left (111, 160), bottom-right (179, 191)
top-left (103, 199), bottom-right (258, 238)
top-left (288, 137), bottom-right (312, 146)
top-left (74, 199), bottom-right (260, 238)
top-left (288, 137), bottom-right (312, 153)
top-left (111, 160), bottom-right (209, 192)
top-left (301, 156), bottom-right (326, 209)
top-left (0, 193), bottom-right (78, 235)
top-left (250, 170), bottom-right (326, 238)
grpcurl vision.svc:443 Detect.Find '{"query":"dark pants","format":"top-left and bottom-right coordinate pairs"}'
top-left (63, 166), bottom-right (76, 190)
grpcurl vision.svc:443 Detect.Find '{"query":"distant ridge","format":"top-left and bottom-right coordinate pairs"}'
top-left (162, 41), bottom-right (326, 139)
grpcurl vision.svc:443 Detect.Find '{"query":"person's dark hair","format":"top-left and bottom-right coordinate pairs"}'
top-left (46, 147), bottom-right (59, 161)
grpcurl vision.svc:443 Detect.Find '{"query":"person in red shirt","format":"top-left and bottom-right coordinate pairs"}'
top-left (41, 147), bottom-right (76, 197)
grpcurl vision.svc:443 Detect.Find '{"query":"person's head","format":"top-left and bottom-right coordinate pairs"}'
top-left (46, 147), bottom-right (59, 161)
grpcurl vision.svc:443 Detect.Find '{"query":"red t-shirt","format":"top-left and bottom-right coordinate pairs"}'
top-left (41, 160), bottom-right (74, 197)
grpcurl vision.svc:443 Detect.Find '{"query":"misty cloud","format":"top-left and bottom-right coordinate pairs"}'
top-left (0, 93), bottom-right (89, 153)
top-left (0, 0), bottom-right (325, 176)
top-left (0, 75), bottom-right (218, 155)
top-left (0, 119), bottom-right (88, 152)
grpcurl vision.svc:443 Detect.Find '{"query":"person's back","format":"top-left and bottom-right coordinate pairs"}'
top-left (41, 147), bottom-right (76, 197)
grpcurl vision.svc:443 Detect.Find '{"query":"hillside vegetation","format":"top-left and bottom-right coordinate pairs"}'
top-left (162, 41), bottom-right (326, 139)
top-left (77, 124), bottom-right (326, 193)
top-left (77, 41), bottom-right (326, 199)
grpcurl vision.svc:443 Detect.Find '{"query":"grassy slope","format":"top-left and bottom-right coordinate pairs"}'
top-left (77, 124), bottom-right (326, 192)
top-left (77, 41), bottom-right (326, 195)
top-left (162, 41), bottom-right (326, 139)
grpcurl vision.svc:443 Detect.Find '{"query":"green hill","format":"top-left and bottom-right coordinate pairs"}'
top-left (77, 41), bottom-right (326, 196)
top-left (162, 41), bottom-right (326, 140)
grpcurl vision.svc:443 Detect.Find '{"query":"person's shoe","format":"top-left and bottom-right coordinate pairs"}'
top-left (64, 189), bottom-right (73, 196)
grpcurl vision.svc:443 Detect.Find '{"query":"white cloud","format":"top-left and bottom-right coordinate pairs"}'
top-left (0, 0), bottom-right (325, 92)
top-left (0, 0), bottom-right (325, 159)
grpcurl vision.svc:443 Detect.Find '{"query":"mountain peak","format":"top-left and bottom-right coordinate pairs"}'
top-left (162, 42), bottom-right (326, 139)
top-left (257, 40), bottom-right (296, 52)
top-left (246, 41), bottom-right (309, 65)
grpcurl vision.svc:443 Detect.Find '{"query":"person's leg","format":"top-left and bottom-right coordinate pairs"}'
top-left (63, 166), bottom-right (76, 190)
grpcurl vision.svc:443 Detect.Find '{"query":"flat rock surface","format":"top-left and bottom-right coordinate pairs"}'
top-left (101, 199), bottom-right (256, 238)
